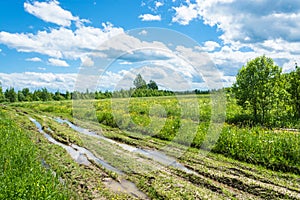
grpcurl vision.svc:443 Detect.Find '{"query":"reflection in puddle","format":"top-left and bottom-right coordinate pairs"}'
top-left (54, 118), bottom-right (194, 174)
top-left (29, 117), bottom-right (148, 199)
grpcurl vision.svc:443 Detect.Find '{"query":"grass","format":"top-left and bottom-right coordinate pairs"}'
top-left (4, 98), bottom-right (300, 199)
top-left (0, 109), bottom-right (71, 199)
top-left (11, 94), bottom-right (300, 174)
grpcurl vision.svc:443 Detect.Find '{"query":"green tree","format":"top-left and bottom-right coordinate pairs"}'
top-left (233, 55), bottom-right (282, 123)
top-left (0, 82), bottom-right (5, 102)
top-left (133, 74), bottom-right (147, 89)
top-left (4, 87), bottom-right (18, 103)
top-left (288, 65), bottom-right (300, 117)
top-left (17, 91), bottom-right (26, 102)
top-left (147, 80), bottom-right (158, 90)
top-left (40, 88), bottom-right (52, 101)
top-left (21, 88), bottom-right (32, 101)
top-left (65, 91), bottom-right (71, 100)
top-left (53, 90), bottom-right (65, 101)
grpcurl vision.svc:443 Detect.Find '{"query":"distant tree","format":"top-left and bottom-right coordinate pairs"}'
top-left (233, 55), bottom-right (282, 123)
top-left (147, 80), bottom-right (158, 90)
top-left (53, 90), bottom-right (65, 101)
top-left (40, 88), bottom-right (52, 101)
top-left (65, 91), bottom-right (71, 100)
top-left (17, 91), bottom-right (26, 102)
top-left (0, 82), bottom-right (5, 102)
top-left (21, 88), bottom-right (32, 101)
top-left (4, 87), bottom-right (18, 103)
top-left (133, 74), bottom-right (147, 89)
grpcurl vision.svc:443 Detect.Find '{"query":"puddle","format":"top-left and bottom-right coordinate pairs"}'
top-left (54, 118), bottom-right (194, 174)
top-left (103, 178), bottom-right (148, 199)
top-left (30, 118), bottom-right (90, 166)
top-left (30, 117), bottom-right (147, 199)
top-left (71, 144), bottom-right (123, 174)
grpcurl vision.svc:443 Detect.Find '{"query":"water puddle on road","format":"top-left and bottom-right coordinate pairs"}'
top-left (54, 118), bottom-right (194, 174)
top-left (29, 117), bottom-right (148, 199)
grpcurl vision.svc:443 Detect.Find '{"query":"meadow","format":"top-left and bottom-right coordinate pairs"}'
top-left (12, 94), bottom-right (300, 174)
top-left (1, 93), bottom-right (299, 199)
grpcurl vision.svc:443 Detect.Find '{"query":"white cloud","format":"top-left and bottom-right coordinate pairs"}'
top-left (24, 0), bottom-right (81, 27)
top-left (38, 67), bottom-right (46, 71)
top-left (119, 61), bottom-right (132, 65)
top-left (139, 14), bottom-right (161, 21)
top-left (0, 48), bottom-right (2, 52)
top-left (172, 3), bottom-right (198, 25)
top-left (155, 1), bottom-right (164, 9)
top-left (138, 30), bottom-right (148, 35)
top-left (202, 41), bottom-right (220, 52)
top-left (172, 0), bottom-right (300, 44)
top-left (25, 57), bottom-right (42, 62)
top-left (48, 58), bottom-right (69, 67)
top-left (80, 56), bottom-right (94, 67)
top-left (0, 23), bottom-right (124, 65)
top-left (170, 0), bottom-right (300, 77)
top-left (0, 72), bottom-right (77, 92)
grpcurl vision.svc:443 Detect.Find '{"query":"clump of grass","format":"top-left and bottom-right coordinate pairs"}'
top-left (213, 125), bottom-right (300, 174)
top-left (0, 109), bottom-right (71, 199)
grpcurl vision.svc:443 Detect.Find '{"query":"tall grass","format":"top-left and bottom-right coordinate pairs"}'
top-left (0, 109), bottom-right (70, 199)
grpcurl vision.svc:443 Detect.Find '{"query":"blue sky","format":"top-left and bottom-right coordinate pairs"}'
top-left (0, 0), bottom-right (299, 92)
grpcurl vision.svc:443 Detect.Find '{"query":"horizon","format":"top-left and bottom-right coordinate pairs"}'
top-left (0, 0), bottom-right (299, 92)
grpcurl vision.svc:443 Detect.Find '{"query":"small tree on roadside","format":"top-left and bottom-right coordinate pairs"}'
top-left (232, 55), bottom-right (282, 123)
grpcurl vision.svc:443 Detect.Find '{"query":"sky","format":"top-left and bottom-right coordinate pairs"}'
top-left (0, 0), bottom-right (299, 92)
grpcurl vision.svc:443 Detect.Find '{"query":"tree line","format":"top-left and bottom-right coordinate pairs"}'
top-left (232, 55), bottom-right (300, 127)
top-left (0, 74), bottom-right (208, 103)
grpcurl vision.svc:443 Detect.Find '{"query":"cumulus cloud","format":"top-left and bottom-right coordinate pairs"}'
top-left (172, 3), bottom-right (198, 25)
top-left (139, 14), bottom-right (161, 21)
top-left (26, 57), bottom-right (42, 62)
top-left (172, 0), bottom-right (300, 44)
top-left (80, 56), bottom-right (94, 67)
top-left (170, 0), bottom-right (300, 77)
top-left (0, 72), bottom-right (77, 92)
top-left (48, 58), bottom-right (69, 67)
top-left (24, 0), bottom-right (81, 27)
top-left (202, 41), bottom-right (220, 52)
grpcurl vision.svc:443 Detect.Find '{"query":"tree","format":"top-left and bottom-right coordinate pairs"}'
top-left (53, 90), bottom-right (65, 101)
top-left (233, 55), bottom-right (282, 123)
top-left (4, 87), bottom-right (18, 103)
top-left (288, 65), bottom-right (300, 117)
top-left (17, 91), bottom-right (26, 102)
top-left (133, 74), bottom-right (147, 89)
top-left (147, 80), bottom-right (158, 90)
top-left (40, 88), bottom-right (52, 101)
top-left (65, 91), bottom-right (71, 100)
top-left (0, 82), bottom-right (5, 102)
top-left (21, 88), bottom-right (32, 101)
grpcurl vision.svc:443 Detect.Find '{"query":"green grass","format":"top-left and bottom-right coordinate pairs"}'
top-left (0, 109), bottom-right (71, 199)
top-left (11, 94), bottom-right (300, 174)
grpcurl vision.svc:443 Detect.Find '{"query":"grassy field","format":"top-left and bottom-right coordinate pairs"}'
top-left (1, 94), bottom-right (299, 199)
top-left (12, 95), bottom-right (300, 173)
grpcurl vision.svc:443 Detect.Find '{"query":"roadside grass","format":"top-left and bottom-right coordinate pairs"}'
top-left (0, 108), bottom-right (71, 199)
